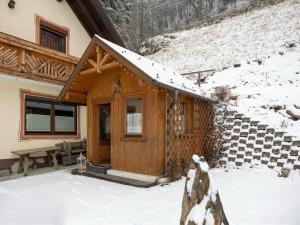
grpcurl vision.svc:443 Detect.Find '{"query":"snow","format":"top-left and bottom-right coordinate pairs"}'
top-left (0, 170), bottom-right (184, 225)
top-left (192, 154), bottom-right (210, 172)
top-left (211, 167), bottom-right (300, 225)
top-left (187, 168), bottom-right (196, 196)
top-left (96, 35), bottom-right (212, 101)
top-left (0, 167), bottom-right (300, 225)
top-left (147, 0), bottom-right (300, 73)
top-left (200, 46), bottom-right (300, 137)
top-left (185, 195), bottom-right (209, 225)
top-left (146, 0), bottom-right (300, 138)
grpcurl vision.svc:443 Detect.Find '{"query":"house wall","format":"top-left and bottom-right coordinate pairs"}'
top-left (0, 74), bottom-right (87, 162)
top-left (0, 0), bottom-right (91, 57)
top-left (86, 68), bottom-right (165, 176)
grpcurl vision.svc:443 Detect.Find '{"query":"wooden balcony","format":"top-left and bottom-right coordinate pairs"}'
top-left (0, 32), bottom-right (79, 85)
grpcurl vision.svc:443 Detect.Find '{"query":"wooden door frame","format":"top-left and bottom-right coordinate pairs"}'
top-left (91, 97), bottom-right (113, 164)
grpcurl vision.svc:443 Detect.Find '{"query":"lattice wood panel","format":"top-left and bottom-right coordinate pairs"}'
top-left (166, 92), bottom-right (214, 175)
top-left (0, 44), bottom-right (19, 69)
top-left (25, 52), bottom-right (69, 81)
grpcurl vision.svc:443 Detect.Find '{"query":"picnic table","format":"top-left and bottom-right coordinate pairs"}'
top-left (12, 146), bottom-right (61, 176)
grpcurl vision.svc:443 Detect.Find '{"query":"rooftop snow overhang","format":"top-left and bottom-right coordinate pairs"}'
top-left (58, 35), bottom-right (217, 104)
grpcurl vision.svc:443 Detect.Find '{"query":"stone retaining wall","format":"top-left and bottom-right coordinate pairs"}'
top-left (218, 108), bottom-right (300, 170)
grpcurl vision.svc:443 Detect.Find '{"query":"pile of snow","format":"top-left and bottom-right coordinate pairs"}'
top-left (0, 168), bottom-right (299, 225)
top-left (146, 0), bottom-right (300, 73)
top-left (201, 43), bottom-right (300, 137)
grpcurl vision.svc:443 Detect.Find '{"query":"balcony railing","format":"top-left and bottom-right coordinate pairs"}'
top-left (0, 32), bottom-right (79, 85)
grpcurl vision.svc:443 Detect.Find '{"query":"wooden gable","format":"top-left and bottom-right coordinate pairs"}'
top-left (58, 37), bottom-right (154, 105)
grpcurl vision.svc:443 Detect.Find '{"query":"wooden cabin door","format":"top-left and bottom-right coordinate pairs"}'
top-left (94, 103), bottom-right (111, 164)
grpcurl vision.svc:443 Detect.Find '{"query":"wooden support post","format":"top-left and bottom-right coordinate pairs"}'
top-left (18, 156), bottom-right (24, 173)
top-left (51, 151), bottom-right (58, 169)
top-left (99, 53), bottom-right (110, 67)
top-left (23, 155), bottom-right (29, 176)
top-left (47, 152), bottom-right (52, 167)
top-left (96, 46), bottom-right (102, 73)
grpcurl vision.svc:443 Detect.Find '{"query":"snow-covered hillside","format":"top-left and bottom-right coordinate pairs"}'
top-left (146, 0), bottom-right (300, 73)
top-left (146, 0), bottom-right (300, 138)
top-left (202, 44), bottom-right (300, 136)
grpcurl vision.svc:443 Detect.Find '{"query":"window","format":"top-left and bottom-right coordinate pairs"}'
top-left (99, 104), bottom-right (111, 141)
top-left (126, 98), bottom-right (143, 135)
top-left (36, 16), bottom-right (69, 53)
top-left (25, 96), bottom-right (77, 135)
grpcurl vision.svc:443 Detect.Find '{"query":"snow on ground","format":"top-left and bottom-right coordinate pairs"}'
top-left (147, 0), bottom-right (300, 73)
top-left (0, 168), bottom-right (300, 225)
top-left (211, 167), bottom-right (300, 225)
top-left (0, 170), bottom-right (183, 225)
top-left (146, 0), bottom-right (300, 137)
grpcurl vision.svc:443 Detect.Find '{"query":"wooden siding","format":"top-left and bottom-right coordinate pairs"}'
top-left (85, 67), bottom-right (164, 176)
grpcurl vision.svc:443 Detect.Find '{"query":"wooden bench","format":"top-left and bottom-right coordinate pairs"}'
top-left (56, 140), bottom-right (86, 165)
top-left (12, 146), bottom-right (61, 176)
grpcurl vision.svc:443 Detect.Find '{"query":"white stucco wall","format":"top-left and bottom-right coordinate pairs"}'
top-left (0, 74), bottom-right (87, 159)
top-left (0, 0), bottom-right (91, 57)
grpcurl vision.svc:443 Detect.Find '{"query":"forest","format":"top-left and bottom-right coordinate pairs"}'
top-left (100, 0), bottom-right (275, 49)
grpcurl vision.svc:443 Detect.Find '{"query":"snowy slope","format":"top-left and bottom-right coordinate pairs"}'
top-left (146, 0), bottom-right (300, 137)
top-left (146, 0), bottom-right (300, 73)
top-left (201, 44), bottom-right (300, 136)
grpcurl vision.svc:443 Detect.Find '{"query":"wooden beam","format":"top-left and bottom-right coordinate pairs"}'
top-left (98, 61), bottom-right (119, 71)
top-left (99, 53), bottom-right (110, 66)
top-left (96, 46), bottom-right (102, 73)
top-left (87, 58), bottom-right (97, 68)
top-left (79, 61), bottom-right (119, 76)
top-left (80, 67), bottom-right (97, 76)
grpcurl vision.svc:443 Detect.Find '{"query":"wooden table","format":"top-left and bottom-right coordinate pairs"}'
top-left (12, 146), bottom-right (61, 176)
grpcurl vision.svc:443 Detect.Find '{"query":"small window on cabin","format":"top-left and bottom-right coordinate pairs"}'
top-left (126, 98), bottom-right (143, 135)
top-left (39, 21), bottom-right (67, 53)
top-left (25, 96), bottom-right (77, 135)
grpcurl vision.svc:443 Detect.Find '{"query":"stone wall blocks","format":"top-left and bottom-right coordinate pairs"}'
top-left (250, 121), bottom-right (259, 126)
top-left (283, 136), bottom-right (293, 142)
top-left (258, 124), bottom-right (268, 130)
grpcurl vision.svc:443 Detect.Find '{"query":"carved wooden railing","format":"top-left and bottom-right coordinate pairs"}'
top-left (0, 32), bottom-right (79, 85)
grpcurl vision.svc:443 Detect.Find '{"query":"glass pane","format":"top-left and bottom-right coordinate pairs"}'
top-left (26, 100), bottom-right (51, 132)
top-left (54, 104), bottom-right (75, 132)
top-left (126, 98), bottom-right (142, 135)
top-left (100, 104), bottom-right (111, 141)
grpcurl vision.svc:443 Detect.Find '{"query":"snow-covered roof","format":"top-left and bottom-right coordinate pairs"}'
top-left (95, 35), bottom-right (214, 102)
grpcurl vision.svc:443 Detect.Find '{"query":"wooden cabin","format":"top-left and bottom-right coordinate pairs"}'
top-left (58, 35), bottom-right (215, 176)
